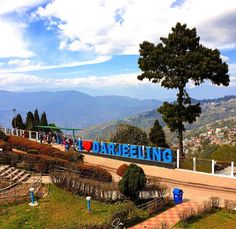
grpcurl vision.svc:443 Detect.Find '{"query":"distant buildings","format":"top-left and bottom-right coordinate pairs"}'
top-left (183, 123), bottom-right (236, 154)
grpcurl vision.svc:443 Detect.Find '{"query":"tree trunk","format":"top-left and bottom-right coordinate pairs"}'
top-left (178, 128), bottom-right (184, 159)
top-left (178, 86), bottom-right (184, 159)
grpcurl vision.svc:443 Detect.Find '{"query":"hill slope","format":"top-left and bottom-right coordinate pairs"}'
top-left (0, 90), bottom-right (162, 128)
top-left (80, 96), bottom-right (236, 141)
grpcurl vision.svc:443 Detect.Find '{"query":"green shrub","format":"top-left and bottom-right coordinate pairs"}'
top-left (0, 130), bottom-right (8, 141)
top-left (118, 164), bottom-right (146, 200)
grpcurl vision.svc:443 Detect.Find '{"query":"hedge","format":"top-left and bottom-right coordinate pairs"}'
top-left (0, 151), bottom-right (112, 182)
top-left (0, 140), bottom-right (12, 151)
top-left (7, 136), bottom-right (81, 162)
top-left (74, 163), bottom-right (112, 182)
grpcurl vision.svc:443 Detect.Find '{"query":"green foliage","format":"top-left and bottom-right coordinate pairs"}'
top-left (26, 111), bottom-right (34, 130)
top-left (211, 145), bottom-right (236, 161)
top-left (149, 119), bottom-right (168, 147)
top-left (40, 111), bottom-right (48, 126)
top-left (118, 164), bottom-right (146, 200)
top-left (0, 130), bottom-right (8, 141)
top-left (34, 109), bottom-right (40, 128)
top-left (137, 23), bottom-right (229, 156)
top-left (110, 123), bottom-right (148, 145)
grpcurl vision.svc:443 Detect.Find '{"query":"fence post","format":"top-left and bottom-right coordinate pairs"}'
top-left (176, 149), bottom-right (180, 169)
top-left (212, 160), bottom-right (215, 175)
top-left (29, 131), bottom-right (32, 139)
top-left (11, 128), bottom-right (14, 135)
top-left (231, 162), bottom-right (234, 177)
top-left (4, 128), bottom-right (7, 134)
top-left (36, 132), bottom-right (39, 141)
top-left (193, 157), bottom-right (196, 171)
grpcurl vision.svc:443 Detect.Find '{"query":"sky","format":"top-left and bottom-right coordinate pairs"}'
top-left (0, 0), bottom-right (236, 100)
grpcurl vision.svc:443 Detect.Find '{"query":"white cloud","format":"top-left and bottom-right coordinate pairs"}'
top-left (0, 0), bottom-right (46, 58)
top-left (221, 55), bottom-right (230, 62)
top-left (8, 59), bottom-right (31, 67)
top-left (0, 72), bottom-right (146, 91)
top-left (36, 0), bottom-right (236, 56)
top-left (0, 56), bottom-right (111, 73)
top-left (0, 0), bottom-right (45, 15)
top-left (0, 20), bottom-right (34, 58)
top-left (229, 63), bottom-right (236, 73)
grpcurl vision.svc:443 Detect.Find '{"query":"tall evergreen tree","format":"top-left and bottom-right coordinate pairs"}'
top-left (34, 109), bottom-right (40, 129)
top-left (40, 112), bottom-right (48, 126)
top-left (26, 112), bottom-right (34, 130)
top-left (149, 119), bottom-right (168, 148)
top-left (137, 23), bottom-right (229, 157)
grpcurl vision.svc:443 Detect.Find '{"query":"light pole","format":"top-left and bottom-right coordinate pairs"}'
top-left (13, 108), bottom-right (16, 128)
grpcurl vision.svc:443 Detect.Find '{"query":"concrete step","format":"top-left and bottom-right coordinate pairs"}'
top-left (5, 169), bottom-right (19, 179)
top-left (0, 165), bottom-right (9, 172)
top-left (12, 171), bottom-right (25, 181)
top-left (1, 168), bottom-right (13, 176)
top-left (17, 173), bottom-right (30, 183)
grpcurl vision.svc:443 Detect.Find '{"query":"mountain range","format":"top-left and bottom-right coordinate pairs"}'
top-left (79, 95), bottom-right (236, 142)
top-left (0, 90), bottom-right (162, 128)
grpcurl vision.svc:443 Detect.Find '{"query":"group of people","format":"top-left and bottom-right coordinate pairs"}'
top-left (38, 132), bottom-right (76, 150)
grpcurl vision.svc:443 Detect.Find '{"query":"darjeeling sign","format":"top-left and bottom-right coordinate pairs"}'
top-left (77, 140), bottom-right (173, 163)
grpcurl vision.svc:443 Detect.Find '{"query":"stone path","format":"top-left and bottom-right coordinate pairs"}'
top-left (130, 201), bottom-right (199, 229)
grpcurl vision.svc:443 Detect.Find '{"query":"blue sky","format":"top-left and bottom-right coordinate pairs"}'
top-left (0, 0), bottom-right (235, 100)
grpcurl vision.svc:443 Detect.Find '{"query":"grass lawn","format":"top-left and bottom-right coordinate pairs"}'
top-left (0, 184), bottom-right (147, 229)
top-left (174, 209), bottom-right (236, 229)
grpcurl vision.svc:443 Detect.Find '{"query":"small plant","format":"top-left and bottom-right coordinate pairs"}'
top-left (209, 196), bottom-right (220, 208)
top-left (178, 207), bottom-right (196, 222)
top-left (224, 199), bottom-right (236, 211)
top-left (160, 220), bottom-right (169, 229)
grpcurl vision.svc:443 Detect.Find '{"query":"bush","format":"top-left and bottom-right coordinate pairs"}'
top-left (74, 163), bottom-right (112, 182)
top-left (209, 196), bottom-right (220, 208)
top-left (116, 164), bottom-right (129, 177)
top-left (118, 164), bottom-right (146, 200)
top-left (0, 140), bottom-right (12, 151)
top-left (0, 130), bottom-right (8, 141)
top-left (178, 207), bottom-right (196, 222)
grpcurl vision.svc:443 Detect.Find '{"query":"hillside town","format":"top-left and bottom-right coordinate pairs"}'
top-left (183, 124), bottom-right (236, 154)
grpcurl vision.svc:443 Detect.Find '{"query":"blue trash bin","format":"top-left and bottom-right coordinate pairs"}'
top-left (173, 188), bottom-right (183, 204)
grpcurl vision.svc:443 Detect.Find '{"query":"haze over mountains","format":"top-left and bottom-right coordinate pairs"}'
top-left (80, 95), bottom-right (236, 141)
top-left (0, 90), bottom-right (162, 128)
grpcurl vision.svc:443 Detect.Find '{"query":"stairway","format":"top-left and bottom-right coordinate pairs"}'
top-left (0, 165), bottom-right (31, 185)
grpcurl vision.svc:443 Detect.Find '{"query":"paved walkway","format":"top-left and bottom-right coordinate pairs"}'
top-left (130, 201), bottom-right (199, 229)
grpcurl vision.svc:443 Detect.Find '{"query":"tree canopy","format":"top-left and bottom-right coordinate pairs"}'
top-left (110, 123), bottom-right (148, 145)
top-left (138, 23), bottom-right (229, 156)
top-left (149, 119), bottom-right (168, 148)
top-left (26, 112), bottom-right (34, 130)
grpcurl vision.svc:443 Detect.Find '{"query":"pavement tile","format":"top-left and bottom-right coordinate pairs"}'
top-left (130, 201), bottom-right (199, 229)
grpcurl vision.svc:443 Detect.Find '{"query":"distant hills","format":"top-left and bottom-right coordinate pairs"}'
top-left (80, 96), bottom-right (236, 142)
top-left (0, 90), bottom-right (162, 128)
